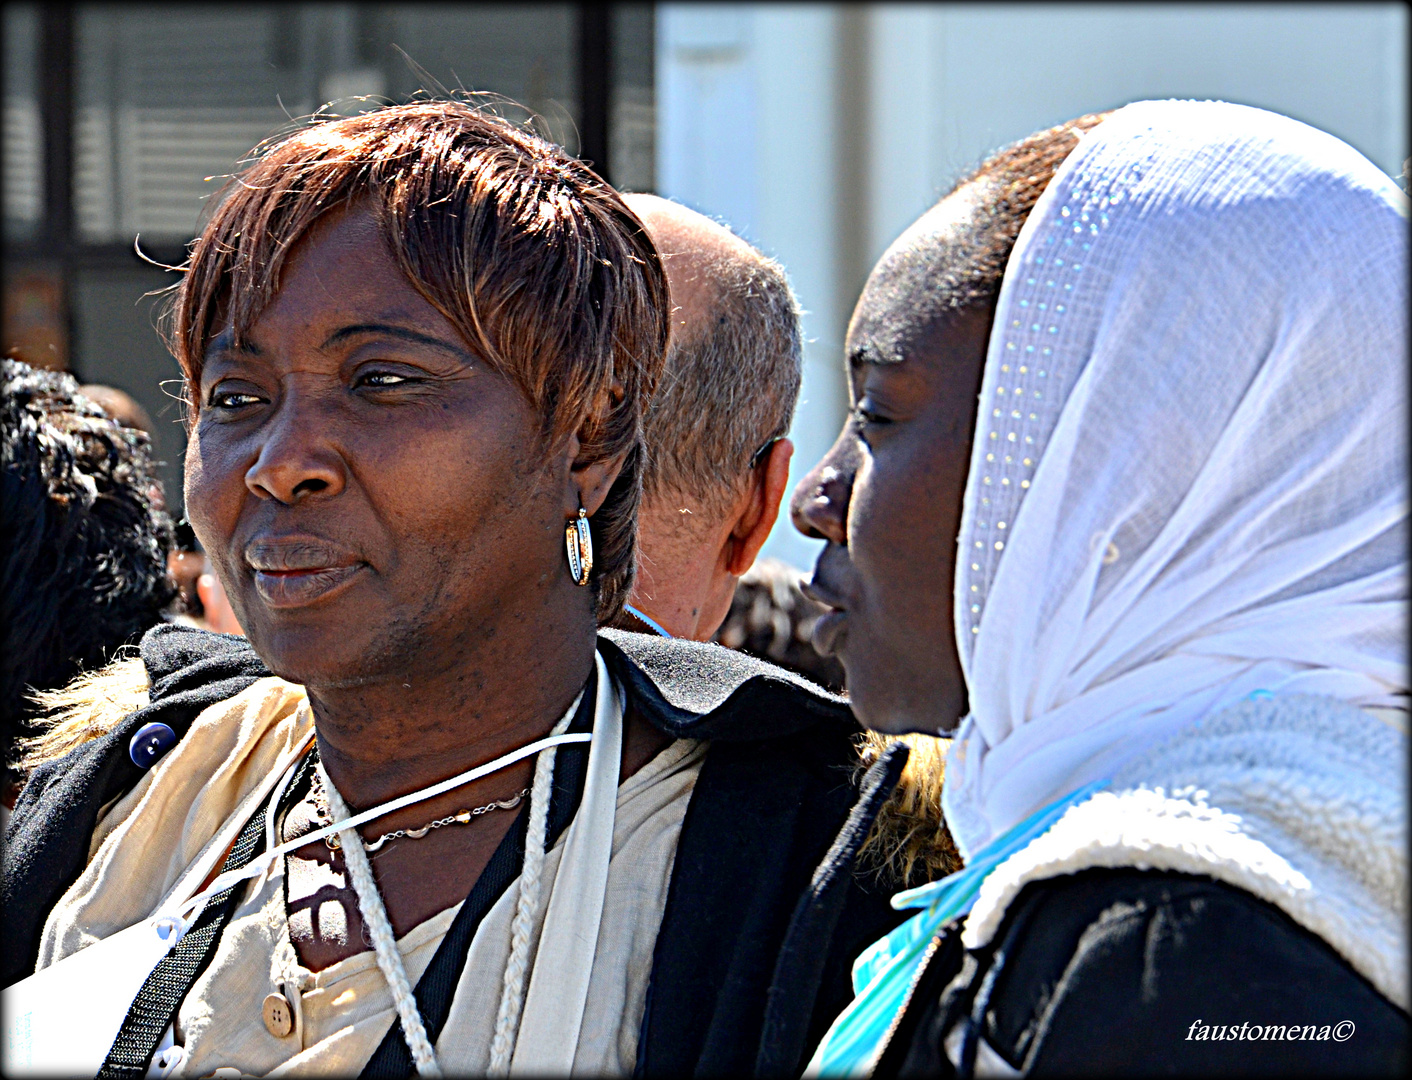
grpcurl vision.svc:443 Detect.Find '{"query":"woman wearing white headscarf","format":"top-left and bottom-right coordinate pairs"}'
top-left (791, 99), bottom-right (1407, 1075)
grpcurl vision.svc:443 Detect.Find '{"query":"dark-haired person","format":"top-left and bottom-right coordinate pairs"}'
top-left (792, 102), bottom-right (1407, 1075)
top-left (1, 360), bottom-right (176, 811)
top-left (2, 102), bottom-right (902, 1077)
top-left (610, 194), bottom-right (800, 644)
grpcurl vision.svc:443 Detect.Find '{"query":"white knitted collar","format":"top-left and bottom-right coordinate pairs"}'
top-left (960, 693), bottom-right (1408, 1010)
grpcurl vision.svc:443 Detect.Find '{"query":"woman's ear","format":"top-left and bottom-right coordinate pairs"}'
top-left (560, 429), bottom-right (629, 517)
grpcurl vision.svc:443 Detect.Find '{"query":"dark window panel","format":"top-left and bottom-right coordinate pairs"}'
top-left (3, 3), bottom-right (43, 239)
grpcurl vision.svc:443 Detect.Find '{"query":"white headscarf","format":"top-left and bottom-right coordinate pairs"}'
top-left (942, 100), bottom-right (1408, 860)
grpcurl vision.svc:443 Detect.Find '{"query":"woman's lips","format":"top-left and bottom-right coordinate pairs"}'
top-left (810, 608), bottom-right (848, 657)
top-left (252, 564), bottom-right (365, 609)
top-left (800, 578), bottom-right (848, 657)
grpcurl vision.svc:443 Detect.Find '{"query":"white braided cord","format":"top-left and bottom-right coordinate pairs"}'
top-left (487, 701), bottom-right (578, 1075)
top-left (318, 760), bottom-right (443, 1078)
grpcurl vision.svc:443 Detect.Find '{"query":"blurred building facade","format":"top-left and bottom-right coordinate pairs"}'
top-left (4, 3), bottom-right (1406, 562)
top-left (3, 2), bottom-right (653, 510)
top-left (655, 3), bottom-right (1407, 569)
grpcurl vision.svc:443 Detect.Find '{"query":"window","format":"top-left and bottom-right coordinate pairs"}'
top-left (3, 3), bottom-right (653, 511)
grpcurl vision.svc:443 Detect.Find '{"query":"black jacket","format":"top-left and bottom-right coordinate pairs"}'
top-left (3, 623), bottom-right (909, 1077)
top-left (874, 867), bottom-right (1410, 1077)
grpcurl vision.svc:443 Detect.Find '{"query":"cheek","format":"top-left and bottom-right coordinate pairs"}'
top-left (183, 424), bottom-right (247, 552)
top-left (847, 436), bottom-right (963, 620)
top-left (352, 409), bottom-right (551, 549)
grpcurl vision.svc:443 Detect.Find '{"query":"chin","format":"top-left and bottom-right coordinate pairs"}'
top-left (243, 620), bottom-right (379, 690)
top-left (840, 658), bottom-right (960, 736)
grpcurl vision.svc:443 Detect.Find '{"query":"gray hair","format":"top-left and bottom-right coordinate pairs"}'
top-left (641, 244), bottom-right (802, 515)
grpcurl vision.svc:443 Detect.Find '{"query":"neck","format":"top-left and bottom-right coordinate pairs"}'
top-left (307, 592), bottom-right (599, 813)
top-left (630, 523), bottom-right (736, 642)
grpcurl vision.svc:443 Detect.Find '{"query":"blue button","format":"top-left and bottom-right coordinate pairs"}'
top-left (129, 722), bottom-right (178, 768)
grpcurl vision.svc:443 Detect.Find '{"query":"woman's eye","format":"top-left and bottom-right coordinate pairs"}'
top-left (852, 403), bottom-right (890, 428)
top-left (209, 390), bottom-right (262, 410)
top-left (358, 371), bottom-right (411, 389)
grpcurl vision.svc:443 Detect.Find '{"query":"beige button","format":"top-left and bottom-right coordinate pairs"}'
top-left (263, 991), bottom-right (294, 1038)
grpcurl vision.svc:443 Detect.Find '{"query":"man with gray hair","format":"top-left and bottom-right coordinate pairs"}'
top-left (613, 194), bottom-right (802, 642)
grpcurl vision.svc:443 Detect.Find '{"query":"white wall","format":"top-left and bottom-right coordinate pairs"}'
top-left (657, 4), bottom-right (848, 571)
top-left (658, 2), bottom-right (1409, 573)
top-left (868, 3), bottom-right (1409, 265)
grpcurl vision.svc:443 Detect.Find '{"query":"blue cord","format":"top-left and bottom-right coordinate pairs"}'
top-left (623, 603), bottom-right (673, 638)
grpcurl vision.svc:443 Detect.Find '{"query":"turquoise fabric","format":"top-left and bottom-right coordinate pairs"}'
top-left (807, 779), bottom-right (1109, 1077)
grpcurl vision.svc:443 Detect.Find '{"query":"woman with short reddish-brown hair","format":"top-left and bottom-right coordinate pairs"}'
top-left (3, 102), bottom-right (902, 1077)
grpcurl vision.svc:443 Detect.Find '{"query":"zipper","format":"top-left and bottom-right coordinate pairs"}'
top-left (867, 927), bottom-right (948, 1075)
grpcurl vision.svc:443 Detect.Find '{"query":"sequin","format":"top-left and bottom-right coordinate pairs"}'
top-left (1001, 364), bottom-right (1010, 372)
top-left (1020, 480), bottom-right (1030, 489)
top-left (1019, 366), bottom-right (1028, 374)
top-left (971, 563), bottom-right (980, 571)
top-left (997, 521), bottom-right (1007, 530)
top-left (994, 541), bottom-right (1004, 550)
top-left (971, 604), bottom-right (980, 613)
top-left (986, 452), bottom-right (995, 461)
top-left (1007, 432), bottom-right (1016, 442)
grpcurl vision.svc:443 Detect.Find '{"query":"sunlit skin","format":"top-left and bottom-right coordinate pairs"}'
top-left (791, 187), bottom-right (994, 735)
top-left (185, 206), bottom-right (669, 969)
top-left (619, 194), bottom-right (795, 641)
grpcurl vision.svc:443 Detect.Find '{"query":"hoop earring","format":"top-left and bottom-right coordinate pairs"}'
top-left (565, 507), bottom-right (593, 586)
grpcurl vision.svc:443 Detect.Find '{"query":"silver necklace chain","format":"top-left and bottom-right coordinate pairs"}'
top-left (303, 768), bottom-right (529, 853)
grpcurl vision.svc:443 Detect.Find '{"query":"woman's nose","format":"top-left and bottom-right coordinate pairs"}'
top-left (244, 397), bottom-right (347, 505)
top-left (790, 435), bottom-right (854, 546)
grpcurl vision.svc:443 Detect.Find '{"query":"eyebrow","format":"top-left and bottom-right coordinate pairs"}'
top-left (203, 331), bottom-right (262, 362)
top-left (321, 323), bottom-right (477, 364)
top-left (848, 342), bottom-right (901, 368)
